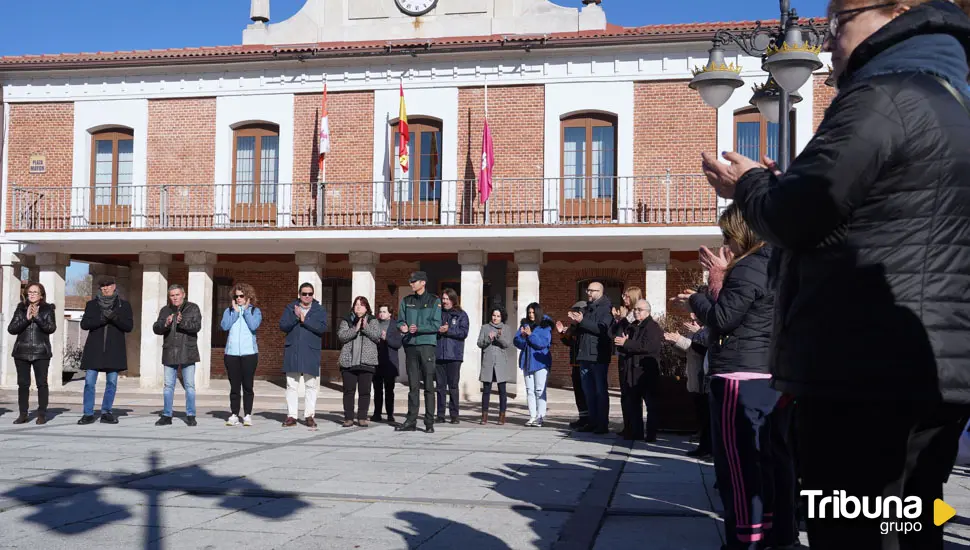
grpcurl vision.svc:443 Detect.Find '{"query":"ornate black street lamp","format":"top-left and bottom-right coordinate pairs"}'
top-left (688, 0), bottom-right (826, 170)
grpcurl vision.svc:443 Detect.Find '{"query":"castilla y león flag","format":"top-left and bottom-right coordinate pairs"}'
top-left (398, 81), bottom-right (409, 173)
top-left (318, 83), bottom-right (331, 175)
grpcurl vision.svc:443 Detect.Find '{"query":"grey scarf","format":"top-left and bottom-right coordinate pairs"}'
top-left (97, 293), bottom-right (117, 313)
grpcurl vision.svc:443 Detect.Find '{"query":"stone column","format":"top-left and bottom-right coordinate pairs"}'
top-left (126, 263), bottom-right (144, 377)
top-left (36, 253), bottom-right (70, 389)
top-left (458, 250), bottom-right (486, 403)
top-left (138, 252), bottom-right (171, 389)
top-left (0, 245), bottom-right (22, 388)
top-left (294, 252), bottom-right (325, 396)
top-left (186, 252), bottom-right (217, 390)
top-left (295, 252), bottom-right (325, 297)
top-left (513, 250), bottom-right (541, 403)
top-left (349, 251), bottom-right (377, 307)
top-left (116, 265), bottom-right (131, 301)
top-left (643, 249), bottom-right (670, 318)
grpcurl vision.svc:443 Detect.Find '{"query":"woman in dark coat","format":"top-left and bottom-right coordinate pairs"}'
top-left (78, 277), bottom-right (134, 425)
top-left (279, 282), bottom-right (328, 428)
top-left (372, 304), bottom-right (403, 424)
top-left (675, 204), bottom-right (790, 550)
top-left (7, 282), bottom-right (56, 424)
top-left (701, 2), bottom-right (970, 546)
top-left (435, 288), bottom-right (469, 424)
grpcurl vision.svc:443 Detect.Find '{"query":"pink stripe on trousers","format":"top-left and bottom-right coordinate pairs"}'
top-left (721, 379), bottom-right (746, 528)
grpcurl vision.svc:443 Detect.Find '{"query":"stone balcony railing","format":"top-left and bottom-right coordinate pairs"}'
top-left (8, 175), bottom-right (717, 232)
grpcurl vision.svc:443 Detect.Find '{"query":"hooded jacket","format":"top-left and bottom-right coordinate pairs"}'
top-left (734, 0), bottom-right (970, 402)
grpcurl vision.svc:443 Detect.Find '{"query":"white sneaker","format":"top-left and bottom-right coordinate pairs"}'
top-left (225, 414), bottom-right (241, 427)
top-left (535, 417), bottom-right (543, 427)
top-left (243, 415), bottom-right (253, 427)
top-left (525, 418), bottom-right (537, 427)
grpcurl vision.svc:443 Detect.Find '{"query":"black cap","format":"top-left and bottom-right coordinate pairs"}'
top-left (98, 276), bottom-right (117, 287)
top-left (409, 271), bottom-right (428, 283)
top-left (570, 301), bottom-right (587, 311)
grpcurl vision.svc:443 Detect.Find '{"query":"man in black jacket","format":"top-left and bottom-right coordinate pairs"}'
top-left (615, 300), bottom-right (664, 442)
top-left (152, 284), bottom-right (202, 427)
top-left (569, 282), bottom-right (613, 434)
top-left (701, 2), bottom-right (970, 546)
top-left (79, 277), bottom-right (134, 425)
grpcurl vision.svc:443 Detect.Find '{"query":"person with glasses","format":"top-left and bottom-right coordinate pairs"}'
top-left (279, 282), bottom-right (327, 429)
top-left (613, 299), bottom-right (663, 442)
top-left (7, 283), bottom-right (56, 424)
top-left (152, 284), bottom-right (203, 426)
top-left (568, 281), bottom-right (614, 434)
top-left (78, 276), bottom-right (133, 425)
top-left (220, 283), bottom-right (262, 427)
top-left (702, 1), bottom-right (970, 547)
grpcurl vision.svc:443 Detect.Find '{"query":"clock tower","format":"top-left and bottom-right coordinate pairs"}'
top-left (243, 0), bottom-right (607, 45)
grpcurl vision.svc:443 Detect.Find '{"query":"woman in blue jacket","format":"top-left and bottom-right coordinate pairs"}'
top-left (435, 288), bottom-right (469, 424)
top-left (514, 302), bottom-right (553, 427)
top-left (220, 283), bottom-right (262, 427)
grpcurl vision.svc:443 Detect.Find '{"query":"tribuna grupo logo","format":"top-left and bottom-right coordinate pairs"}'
top-left (801, 490), bottom-right (923, 535)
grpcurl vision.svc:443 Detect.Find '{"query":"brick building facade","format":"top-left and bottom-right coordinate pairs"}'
top-left (0, 0), bottom-right (834, 401)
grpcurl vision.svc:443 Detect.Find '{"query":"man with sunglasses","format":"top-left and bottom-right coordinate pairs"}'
top-left (279, 282), bottom-right (328, 428)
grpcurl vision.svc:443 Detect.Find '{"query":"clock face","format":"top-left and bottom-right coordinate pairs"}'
top-left (395, 0), bottom-right (438, 17)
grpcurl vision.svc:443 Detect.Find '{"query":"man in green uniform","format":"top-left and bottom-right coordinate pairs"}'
top-left (394, 271), bottom-right (442, 433)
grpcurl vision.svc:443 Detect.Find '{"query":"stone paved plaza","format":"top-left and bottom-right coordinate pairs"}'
top-left (1, 385), bottom-right (969, 549)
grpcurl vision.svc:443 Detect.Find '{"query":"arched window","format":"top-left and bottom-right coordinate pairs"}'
top-left (232, 123), bottom-right (280, 224)
top-left (90, 128), bottom-right (134, 224)
top-left (561, 113), bottom-right (617, 220)
top-left (390, 117), bottom-right (442, 223)
top-left (734, 107), bottom-right (796, 164)
top-left (576, 278), bottom-right (624, 308)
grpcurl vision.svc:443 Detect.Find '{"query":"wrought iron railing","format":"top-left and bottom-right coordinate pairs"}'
top-left (8, 174), bottom-right (718, 231)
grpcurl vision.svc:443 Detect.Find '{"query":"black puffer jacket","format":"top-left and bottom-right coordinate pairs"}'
top-left (734, 1), bottom-right (970, 402)
top-left (689, 247), bottom-right (774, 375)
top-left (575, 296), bottom-right (614, 364)
top-left (7, 302), bottom-right (56, 362)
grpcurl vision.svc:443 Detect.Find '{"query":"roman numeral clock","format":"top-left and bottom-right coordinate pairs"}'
top-left (395, 0), bottom-right (438, 16)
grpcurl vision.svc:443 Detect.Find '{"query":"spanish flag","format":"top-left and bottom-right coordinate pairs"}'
top-left (398, 81), bottom-right (409, 173)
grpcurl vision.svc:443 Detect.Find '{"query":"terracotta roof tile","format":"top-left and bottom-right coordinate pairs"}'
top-left (0, 19), bottom-right (824, 70)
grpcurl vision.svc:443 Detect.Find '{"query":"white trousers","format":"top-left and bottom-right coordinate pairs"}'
top-left (285, 373), bottom-right (319, 420)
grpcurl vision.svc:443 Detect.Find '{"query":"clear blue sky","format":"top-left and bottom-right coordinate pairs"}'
top-left (0, 0), bottom-right (829, 57)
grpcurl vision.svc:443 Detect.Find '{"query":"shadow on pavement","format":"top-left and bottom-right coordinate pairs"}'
top-left (1, 449), bottom-right (310, 548)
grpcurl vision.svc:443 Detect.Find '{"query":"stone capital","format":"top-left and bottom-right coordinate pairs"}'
top-left (642, 249), bottom-right (670, 267)
top-left (458, 250), bottom-right (487, 267)
top-left (349, 251), bottom-right (378, 266)
top-left (138, 252), bottom-right (172, 267)
top-left (0, 244), bottom-right (23, 267)
top-left (35, 252), bottom-right (71, 267)
top-left (514, 249), bottom-right (542, 267)
top-left (184, 251), bottom-right (218, 267)
top-left (294, 251), bottom-right (326, 267)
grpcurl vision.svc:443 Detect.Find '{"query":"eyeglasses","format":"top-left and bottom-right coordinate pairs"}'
top-left (634, 308), bottom-right (649, 312)
top-left (300, 292), bottom-right (314, 297)
top-left (234, 294), bottom-right (246, 299)
top-left (829, 2), bottom-right (896, 37)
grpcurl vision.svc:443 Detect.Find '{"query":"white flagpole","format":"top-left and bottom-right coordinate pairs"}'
top-left (483, 75), bottom-right (490, 225)
top-left (317, 73), bottom-right (327, 226)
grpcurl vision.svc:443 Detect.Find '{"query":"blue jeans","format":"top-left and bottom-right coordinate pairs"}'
top-left (163, 364), bottom-right (196, 417)
top-left (82, 370), bottom-right (119, 416)
top-left (579, 362), bottom-right (609, 430)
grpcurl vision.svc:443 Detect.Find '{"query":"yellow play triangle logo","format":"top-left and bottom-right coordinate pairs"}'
top-left (934, 499), bottom-right (956, 526)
